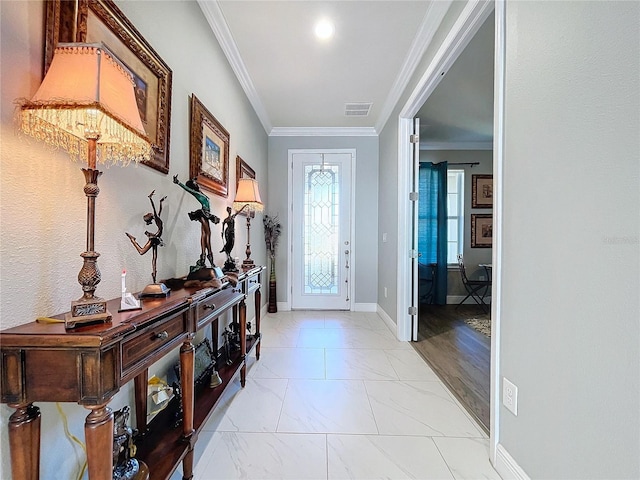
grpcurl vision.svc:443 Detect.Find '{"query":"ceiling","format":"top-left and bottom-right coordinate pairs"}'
top-left (198, 1), bottom-right (494, 144)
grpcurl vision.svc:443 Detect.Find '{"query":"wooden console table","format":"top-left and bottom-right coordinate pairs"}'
top-left (0, 266), bottom-right (264, 480)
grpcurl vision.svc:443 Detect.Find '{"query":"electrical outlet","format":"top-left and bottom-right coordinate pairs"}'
top-left (382, 233), bottom-right (388, 243)
top-left (503, 377), bottom-right (518, 416)
top-left (384, 287), bottom-right (388, 298)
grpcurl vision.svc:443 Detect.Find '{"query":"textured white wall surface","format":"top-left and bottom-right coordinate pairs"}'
top-left (0, 1), bottom-right (267, 478)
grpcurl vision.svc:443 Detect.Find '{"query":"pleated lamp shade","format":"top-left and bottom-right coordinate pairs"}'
top-left (233, 178), bottom-right (264, 213)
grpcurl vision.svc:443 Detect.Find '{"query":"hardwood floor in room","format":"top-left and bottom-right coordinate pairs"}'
top-left (412, 304), bottom-right (491, 433)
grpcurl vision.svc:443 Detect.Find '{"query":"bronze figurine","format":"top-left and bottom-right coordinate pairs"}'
top-left (125, 190), bottom-right (170, 297)
top-left (173, 174), bottom-right (220, 270)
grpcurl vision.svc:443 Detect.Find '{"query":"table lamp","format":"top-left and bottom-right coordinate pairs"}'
top-left (232, 178), bottom-right (263, 270)
top-left (19, 43), bottom-right (151, 329)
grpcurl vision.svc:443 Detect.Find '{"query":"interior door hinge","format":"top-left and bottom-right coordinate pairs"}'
top-left (408, 306), bottom-right (418, 316)
top-left (410, 134), bottom-right (419, 144)
top-left (409, 191), bottom-right (418, 201)
top-left (409, 249), bottom-right (418, 259)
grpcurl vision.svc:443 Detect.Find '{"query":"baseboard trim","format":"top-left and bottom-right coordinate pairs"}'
top-left (495, 444), bottom-right (530, 480)
top-left (354, 303), bottom-right (377, 312)
top-left (376, 305), bottom-right (397, 336)
top-left (276, 302), bottom-right (290, 312)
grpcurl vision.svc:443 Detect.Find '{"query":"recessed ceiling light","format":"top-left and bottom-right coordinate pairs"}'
top-left (314, 19), bottom-right (335, 40)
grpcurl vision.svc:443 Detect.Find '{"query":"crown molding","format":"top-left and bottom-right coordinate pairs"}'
top-left (420, 141), bottom-right (493, 150)
top-left (269, 127), bottom-right (378, 137)
top-left (197, 0), bottom-right (273, 134)
top-left (375, 0), bottom-right (453, 134)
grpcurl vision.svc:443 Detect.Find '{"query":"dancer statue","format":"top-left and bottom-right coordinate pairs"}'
top-left (125, 190), bottom-right (170, 297)
top-left (173, 174), bottom-right (220, 269)
top-left (220, 206), bottom-right (240, 272)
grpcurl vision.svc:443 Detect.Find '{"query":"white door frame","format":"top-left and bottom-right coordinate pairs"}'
top-left (287, 148), bottom-right (356, 310)
top-left (395, 0), bottom-right (503, 464)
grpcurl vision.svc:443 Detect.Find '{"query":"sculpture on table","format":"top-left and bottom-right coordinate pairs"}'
top-left (125, 191), bottom-right (170, 297)
top-left (173, 175), bottom-right (220, 273)
top-left (220, 206), bottom-right (241, 272)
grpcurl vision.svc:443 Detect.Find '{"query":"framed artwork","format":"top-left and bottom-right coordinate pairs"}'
top-left (189, 95), bottom-right (230, 197)
top-left (472, 174), bottom-right (493, 208)
top-left (471, 214), bottom-right (493, 248)
top-left (236, 155), bottom-right (255, 217)
top-left (44, 0), bottom-right (173, 174)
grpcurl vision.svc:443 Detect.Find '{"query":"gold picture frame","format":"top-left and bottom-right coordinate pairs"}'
top-left (189, 95), bottom-right (230, 197)
top-left (471, 214), bottom-right (493, 248)
top-left (45, 0), bottom-right (173, 174)
top-left (472, 174), bottom-right (493, 208)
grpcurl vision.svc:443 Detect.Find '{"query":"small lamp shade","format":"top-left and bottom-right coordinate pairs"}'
top-left (19, 43), bottom-right (151, 165)
top-left (233, 178), bottom-right (264, 213)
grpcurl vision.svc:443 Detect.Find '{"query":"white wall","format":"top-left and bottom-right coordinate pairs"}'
top-left (267, 135), bottom-right (379, 308)
top-left (0, 1), bottom-right (267, 478)
top-left (498, 1), bottom-right (639, 477)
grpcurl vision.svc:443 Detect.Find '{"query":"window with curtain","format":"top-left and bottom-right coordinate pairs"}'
top-left (418, 162), bottom-right (448, 304)
top-left (447, 170), bottom-right (464, 264)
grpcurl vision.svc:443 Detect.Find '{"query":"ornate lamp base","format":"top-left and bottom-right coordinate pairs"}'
top-left (139, 283), bottom-right (171, 298)
top-left (65, 296), bottom-right (112, 329)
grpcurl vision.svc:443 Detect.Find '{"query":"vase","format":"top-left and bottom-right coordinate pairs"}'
top-left (267, 255), bottom-right (277, 313)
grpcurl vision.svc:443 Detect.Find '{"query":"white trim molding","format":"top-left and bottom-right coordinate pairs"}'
top-left (353, 303), bottom-right (377, 312)
top-left (376, 305), bottom-right (398, 337)
top-left (495, 444), bottom-right (530, 480)
top-left (376, 0), bottom-right (453, 134)
top-left (197, 0), bottom-right (273, 134)
top-left (270, 127), bottom-right (378, 137)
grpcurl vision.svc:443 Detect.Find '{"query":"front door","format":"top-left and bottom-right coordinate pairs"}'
top-left (290, 150), bottom-right (353, 310)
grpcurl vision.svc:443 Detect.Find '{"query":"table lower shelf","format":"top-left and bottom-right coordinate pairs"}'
top-left (135, 334), bottom-right (261, 480)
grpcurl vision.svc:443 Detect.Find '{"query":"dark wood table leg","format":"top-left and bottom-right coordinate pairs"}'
top-left (84, 403), bottom-right (113, 480)
top-left (180, 334), bottom-right (195, 479)
top-left (8, 402), bottom-right (40, 480)
top-left (134, 369), bottom-right (149, 436)
top-left (254, 275), bottom-right (262, 360)
top-left (239, 297), bottom-right (247, 387)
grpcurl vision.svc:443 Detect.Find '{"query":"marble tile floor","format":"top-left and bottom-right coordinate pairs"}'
top-left (171, 310), bottom-right (501, 480)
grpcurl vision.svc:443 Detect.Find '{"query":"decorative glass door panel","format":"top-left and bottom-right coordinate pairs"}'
top-left (291, 151), bottom-right (352, 310)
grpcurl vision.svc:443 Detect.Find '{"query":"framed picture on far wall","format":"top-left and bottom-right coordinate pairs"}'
top-left (189, 94), bottom-right (230, 197)
top-left (472, 174), bottom-right (493, 208)
top-left (471, 214), bottom-right (493, 248)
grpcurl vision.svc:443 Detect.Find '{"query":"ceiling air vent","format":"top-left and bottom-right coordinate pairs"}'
top-left (344, 102), bottom-right (372, 117)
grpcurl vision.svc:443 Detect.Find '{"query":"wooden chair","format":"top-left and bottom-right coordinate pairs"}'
top-left (457, 254), bottom-right (491, 312)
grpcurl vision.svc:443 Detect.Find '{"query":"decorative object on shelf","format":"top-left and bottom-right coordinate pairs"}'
top-left (45, 0), bottom-right (173, 174)
top-left (263, 214), bottom-right (282, 313)
top-left (113, 406), bottom-right (147, 480)
top-left (18, 43), bottom-right (151, 329)
top-left (233, 178), bottom-right (264, 270)
top-left (146, 376), bottom-right (173, 422)
top-left (120, 270), bottom-right (141, 312)
top-left (220, 206), bottom-right (241, 273)
top-left (173, 174), bottom-right (221, 271)
top-left (125, 191), bottom-right (170, 298)
top-left (471, 214), bottom-right (493, 248)
top-left (472, 174), bottom-right (493, 208)
top-left (172, 339), bottom-right (221, 424)
top-left (189, 94), bottom-right (229, 197)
